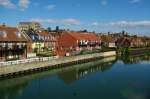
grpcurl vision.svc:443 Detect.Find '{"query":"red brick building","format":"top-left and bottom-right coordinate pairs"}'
top-left (37, 31), bottom-right (58, 51)
top-left (0, 25), bottom-right (28, 61)
top-left (130, 37), bottom-right (145, 47)
top-left (57, 31), bottom-right (100, 56)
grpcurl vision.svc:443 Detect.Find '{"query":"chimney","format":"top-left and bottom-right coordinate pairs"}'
top-left (2, 23), bottom-right (6, 27)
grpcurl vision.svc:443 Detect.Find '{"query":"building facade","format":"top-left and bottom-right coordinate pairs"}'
top-left (57, 31), bottom-right (101, 56)
top-left (17, 22), bottom-right (41, 31)
top-left (0, 25), bottom-right (28, 61)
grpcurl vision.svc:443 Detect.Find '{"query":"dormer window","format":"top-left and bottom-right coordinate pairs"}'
top-left (38, 36), bottom-right (41, 40)
top-left (32, 36), bottom-right (35, 40)
top-left (0, 31), bottom-right (7, 37)
top-left (16, 32), bottom-right (21, 38)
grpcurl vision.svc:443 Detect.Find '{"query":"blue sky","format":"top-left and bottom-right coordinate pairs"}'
top-left (0, 0), bottom-right (150, 36)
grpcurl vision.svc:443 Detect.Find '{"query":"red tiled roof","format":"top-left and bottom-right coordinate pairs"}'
top-left (100, 35), bottom-right (116, 43)
top-left (0, 26), bottom-right (27, 42)
top-left (37, 31), bottom-right (53, 42)
top-left (66, 31), bottom-right (99, 41)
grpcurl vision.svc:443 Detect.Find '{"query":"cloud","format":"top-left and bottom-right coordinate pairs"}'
top-left (0, 0), bottom-right (30, 10)
top-left (91, 22), bottom-right (99, 26)
top-left (130, 0), bottom-right (141, 3)
top-left (18, 0), bottom-right (30, 10)
top-left (46, 4), bottom-right (56, 11)
top-left (62, 19), bottom-right (81, 25)
top-left (101, 0), bottom-right (107, 6)
top-left (30, 18), bottom-right (81, 25)
top-left (0, 0), bottom-right (16, 9)
top-left (91, 20), bottom-right (150, 29)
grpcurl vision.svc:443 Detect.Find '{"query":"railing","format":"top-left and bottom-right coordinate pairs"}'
top-left (0, 56), bottom-right (58, 67)
top-left (0, 51), bottom-right (116, 67)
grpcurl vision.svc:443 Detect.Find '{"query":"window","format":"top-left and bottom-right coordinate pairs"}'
top-left (0, 31), bottom-right (7, 37)
top-left (32, 36), bottom-right (35, 40)
top-left (39, 36), bottom-right (41, 40)
top-left (8, 43), bottom-right (13, 49)
top-left (16, 32), bottom-right (21, 38)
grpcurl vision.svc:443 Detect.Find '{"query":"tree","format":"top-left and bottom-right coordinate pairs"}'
top-left (47, 27), bottom-right (51, 32)
top-left (56, 26), bottom-right (59, 32)
top-left (82, 29), bottom-right (87, 32)
top-left (79, 29), bottom-right (88, 32)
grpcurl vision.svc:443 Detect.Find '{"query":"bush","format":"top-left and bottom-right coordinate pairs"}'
top-left (36, 52), bottom-right (54, 57)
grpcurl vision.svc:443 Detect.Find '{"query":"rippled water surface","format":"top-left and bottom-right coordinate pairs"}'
top-left (0, 54), bottom-right (150, 99)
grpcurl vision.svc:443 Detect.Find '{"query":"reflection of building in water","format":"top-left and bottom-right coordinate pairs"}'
top-left (121, 54), bottom-right (150, 64)
top-left (78, 63), bottom-right (113, 79)
top-left (0, 56), bottom-right (117, 98)
top-left (58, 61), bottom-right (116, 84)
top-left (0, 79), bottom-right (29, 99)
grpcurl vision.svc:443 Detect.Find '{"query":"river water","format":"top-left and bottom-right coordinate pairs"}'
top-left (0, 54), bottom-right (150, 99)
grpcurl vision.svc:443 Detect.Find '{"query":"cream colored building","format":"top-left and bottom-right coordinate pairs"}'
top-left (17, 22), bottom-right (41, 31)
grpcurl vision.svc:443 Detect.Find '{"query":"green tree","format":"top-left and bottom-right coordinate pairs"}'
top-left (47, 27), bottom-right (51, 32)
top-left (56, 26), bottom-right (59, 32)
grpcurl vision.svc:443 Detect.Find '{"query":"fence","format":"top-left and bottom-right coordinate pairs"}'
top-left (0, 51), bottom-right (116, 67)
top-left (0, 56), bottom-right (58, 67)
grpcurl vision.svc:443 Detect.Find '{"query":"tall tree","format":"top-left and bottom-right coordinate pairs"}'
top-left (56, 26), bottom-right (59, 32)
top-left (47, 27), bottom-right (51, 32)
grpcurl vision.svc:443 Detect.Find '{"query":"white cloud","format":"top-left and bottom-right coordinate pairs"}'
top-left (130, 0), bottom-right (141, 3)
top-left (101, 0), bottom-right (107, 6)
top-left (18, 0), bottom-right (30, 10)
top-left (46, 4), bottom-right (56, 11)
top-left (91, 21), bottom-right (150, 29)
top-left (0, 0), bottom-right (30, 10)
top-left (30, 18), bottom-right (81, 25)
top-left (62, 19), bottom-right (81, 25)
top-left (91, 22), bottom-right (99, 26)
top-left (0, 0), bottom-right (16, 9)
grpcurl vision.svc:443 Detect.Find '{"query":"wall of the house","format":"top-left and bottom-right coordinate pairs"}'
top-left (32, 42), bottom-right (44, 52)
top-left (58, 33), bottom-right (77, 49)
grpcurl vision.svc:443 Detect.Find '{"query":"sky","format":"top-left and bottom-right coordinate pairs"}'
top-left (0, 0), bottom-right (150, 36)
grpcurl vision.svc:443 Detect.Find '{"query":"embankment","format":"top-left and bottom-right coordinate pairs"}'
top-left (130, 47), bottom-right (150, 55)
top-left (0, 51), bottom-right (116, 79)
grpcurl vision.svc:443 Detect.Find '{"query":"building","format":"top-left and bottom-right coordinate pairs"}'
top-left (116, 37), bottom-right (131, 48)
top-left (57, 31), bottom-right (100, 56)
top-left (17, 22), bottom-right (41, 31)
top-left (130, 36), bottom-right (145, 47)
top-left (0, 25), bottom-right (28, 61)
top-left (100, 35), bottom-right (117, 48)
top-left (22, 29), bottom-right (44, 54)
top-left (37, 30), bottom-right (58, 51)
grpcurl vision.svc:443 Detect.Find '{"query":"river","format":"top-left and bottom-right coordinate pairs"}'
top-left (0, 54), bottom-right (150, 99)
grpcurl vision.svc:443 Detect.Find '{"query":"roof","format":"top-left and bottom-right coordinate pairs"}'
top-left (19, 22), bottom-right (40, 25)
top-left (100, 35), bottom-right (117, 43)
top-left (65, 31), bottom-right (99, 41)
top-left (25, 30), bottom-right (43, 42)
top-left (37, 31), bottom-right (53, 42)
top-left (131, 37), bottom-right (143, 43)
top-left (0, 26), bottom-right (27, 42)
top-left (37, 31), bottom-right (49, 36)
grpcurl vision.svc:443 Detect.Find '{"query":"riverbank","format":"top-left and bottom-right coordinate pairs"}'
top-left (129, 47), bottom-right (150, 55)
top-left (0, 51), bottom-right (116, 79)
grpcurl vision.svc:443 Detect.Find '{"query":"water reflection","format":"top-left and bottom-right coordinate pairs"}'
top-left (0, 56), bottom-right (116, 99)
top-left (119, 53), bottom-right (150, 64)
top-left (0, 54), bottom-right (150, 99)
top-left (58, 61), bottom-right (115, 84)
